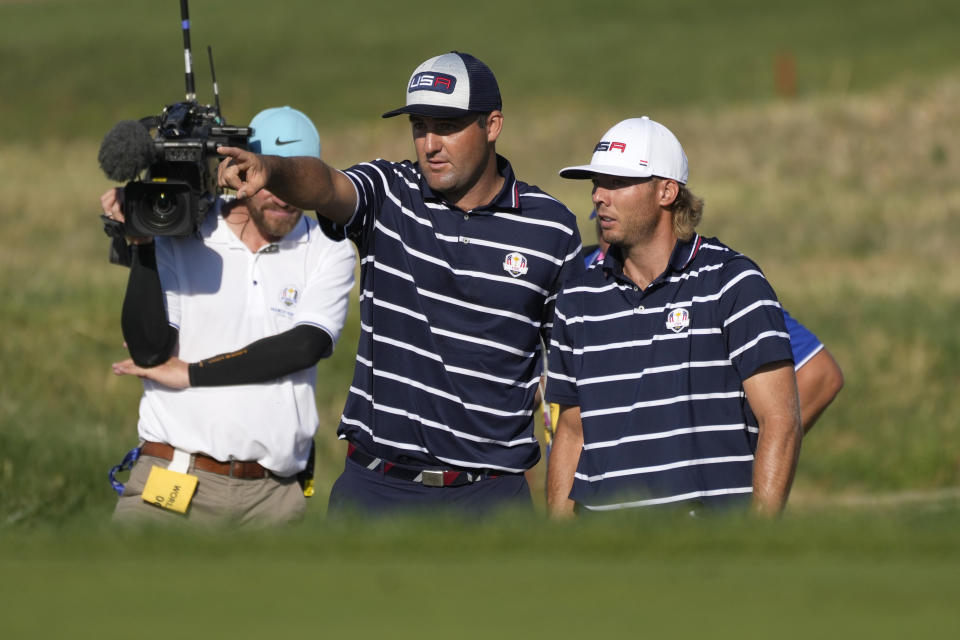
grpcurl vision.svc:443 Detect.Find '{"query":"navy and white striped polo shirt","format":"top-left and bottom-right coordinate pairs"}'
top-left (546, 234), bottom-right (793, 511)
top-left (322, 155), bottom-right (584, 472)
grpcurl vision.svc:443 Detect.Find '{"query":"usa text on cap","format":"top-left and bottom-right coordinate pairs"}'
top-left (382, 51), bottom-right (502, 119)
top-left (559, 116), bottom-right (688, 184)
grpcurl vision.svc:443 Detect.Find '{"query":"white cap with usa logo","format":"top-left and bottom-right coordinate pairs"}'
top-left (381, 51), bottom-right (502, 119)
top-left (559, 116), bottom-right (688, 184)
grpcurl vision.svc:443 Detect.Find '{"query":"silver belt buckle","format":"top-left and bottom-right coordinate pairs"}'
top-left (421, 470), bottom-right (444, 487)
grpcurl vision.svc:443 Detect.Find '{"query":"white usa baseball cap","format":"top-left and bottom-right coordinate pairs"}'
top-left (382, 51), bottom-right (502, 118)
top-left (248, 106), bottom-right (321, 159)
top-left (559, 116), bottom-right (688, 184)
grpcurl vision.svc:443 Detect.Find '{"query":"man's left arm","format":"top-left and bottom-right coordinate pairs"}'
top-left (742, 360), bottom-right (803, 515)
top-left (113, 324), bottom-right (333, 388)
top-left (115, 230), bottom-right (357, 389)
top-left (796, 348), bottom-right (844, 434)
top-left (782, 310), bottom-right (844, 433)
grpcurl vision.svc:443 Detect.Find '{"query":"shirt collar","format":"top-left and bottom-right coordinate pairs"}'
top-left (418, 154), bottom-right (521, 213)
top-left (668, 233), bottom-right (703, 272)
top-left (204, 198), bottom-right (234, 244)
top-left (600, 233), bottom-right (703, 282)
top-left (273, 216), bottom-right (310, 247)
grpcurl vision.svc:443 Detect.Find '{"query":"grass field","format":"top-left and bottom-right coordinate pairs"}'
top-left (1, 0), bottom-right (959, 632)
top-left (3, 0), bottom-right (960, 142)
top-left (3, 502), bottom-right (960, 637)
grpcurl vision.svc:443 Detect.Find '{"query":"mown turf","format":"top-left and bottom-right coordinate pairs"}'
top-left (2, 503), bottom-right (959, 638)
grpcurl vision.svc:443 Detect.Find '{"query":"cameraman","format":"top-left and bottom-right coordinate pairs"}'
top-left (104, 106), bottom-right (355, 527)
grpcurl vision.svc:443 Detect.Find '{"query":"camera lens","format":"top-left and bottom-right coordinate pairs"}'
top-left (124, 180), bottom-right (194, 236)
top-left (151, 191), bottom-right (176, 218)
top-left (142, 190), bottom-right (183, 233)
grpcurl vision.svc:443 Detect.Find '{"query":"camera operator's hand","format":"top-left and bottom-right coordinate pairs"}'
top-left (100, 187), bottom-right (153, 245)
top-left (217, 146), bottom-right (269, 200)
top-left (100, 187), bottom-right (125, 222)
top-left (112, 355), bottom-right (190, 389)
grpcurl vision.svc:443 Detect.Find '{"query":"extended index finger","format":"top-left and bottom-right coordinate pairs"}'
top-left (216, 145), bottom-right (246, 160)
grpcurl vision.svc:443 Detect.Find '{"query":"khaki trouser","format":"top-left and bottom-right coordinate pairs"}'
top-left (113, 454), bottom-right (306, 528)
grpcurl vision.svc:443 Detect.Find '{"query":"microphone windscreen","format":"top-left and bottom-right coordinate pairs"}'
top-left (98, 120), bottom-right (156, 182)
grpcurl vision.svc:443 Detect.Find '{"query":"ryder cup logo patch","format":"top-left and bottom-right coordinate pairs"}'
top-left (409, 72), bottom-right (457, 94)
top-left (280, 285), bottom-right (300, 308)
top-left (502, 252), bottom-right (529, 278)
top-left (665, 308), bottom-right (690, 333)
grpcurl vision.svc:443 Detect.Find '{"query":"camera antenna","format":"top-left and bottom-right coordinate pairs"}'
top-left (179, 0), bottom-right (197, 102)
top-left (208, 46), bottom-right (222, 117)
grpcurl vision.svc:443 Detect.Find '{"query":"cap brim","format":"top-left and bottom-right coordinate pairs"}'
top-left (558, 164), bottom-right (655, 180)
top-left (382, 104), bottom-right (476, 119)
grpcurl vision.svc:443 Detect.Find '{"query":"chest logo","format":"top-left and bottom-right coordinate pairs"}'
top-left (280, 285), bottom-right (301, 308)
top-left (665, 308), bottom-right (690, 333)
top-left (502, 252), bottom-right (529, 278)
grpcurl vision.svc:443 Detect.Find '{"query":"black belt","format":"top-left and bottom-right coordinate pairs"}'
top-left (346, 444), bottom-right (503, 488)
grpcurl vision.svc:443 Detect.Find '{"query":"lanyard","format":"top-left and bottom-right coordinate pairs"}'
top-left (108, 446), bottom-right (142, 496)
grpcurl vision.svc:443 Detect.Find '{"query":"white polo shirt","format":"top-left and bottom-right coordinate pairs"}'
top-left (135, 199), bottom-right (356, 477)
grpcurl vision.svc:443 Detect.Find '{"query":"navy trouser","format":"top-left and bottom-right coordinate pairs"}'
top-left (327, 456), bottom-right (533, 517)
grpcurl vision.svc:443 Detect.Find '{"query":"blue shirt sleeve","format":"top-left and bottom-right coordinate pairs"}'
top-left (782, 308), bottom-right (824, 369)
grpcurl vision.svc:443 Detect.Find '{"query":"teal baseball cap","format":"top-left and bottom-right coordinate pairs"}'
top-left (248, 106), bottom-right (321, 158)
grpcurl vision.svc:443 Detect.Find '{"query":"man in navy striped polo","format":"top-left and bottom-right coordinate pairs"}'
top-left (576, 215), bottom-right (843, 436)
top-left (545, 117), bottom-right (803, 516)
top-left (218, 52), bottom-right (584, 514)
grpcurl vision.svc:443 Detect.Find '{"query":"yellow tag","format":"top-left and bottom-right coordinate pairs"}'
top-left (302, 478), bottom-right (315, 498)
top-left (545, 403), bottom-right (561, 445)
top-left (141, 465), bottom-right (198, 514)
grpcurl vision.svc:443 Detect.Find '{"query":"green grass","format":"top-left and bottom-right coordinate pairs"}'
top-left (2, 0), bottom-right (959, 142)
top-left (2, 505), bottom-right (960, 637)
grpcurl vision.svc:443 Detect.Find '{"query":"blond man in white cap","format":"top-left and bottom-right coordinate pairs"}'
top-left (546, 117), bottom-right (802, 517)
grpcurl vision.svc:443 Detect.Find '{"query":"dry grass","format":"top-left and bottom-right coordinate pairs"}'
top-left (2, 74), bottom-right (959, 522)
